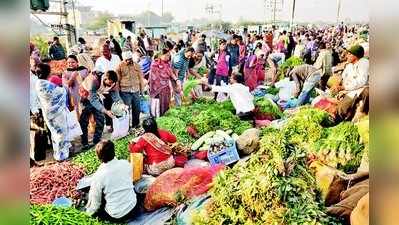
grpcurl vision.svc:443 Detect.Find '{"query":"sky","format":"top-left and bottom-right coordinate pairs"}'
top-left (77, 0), bottom-right (369, 23)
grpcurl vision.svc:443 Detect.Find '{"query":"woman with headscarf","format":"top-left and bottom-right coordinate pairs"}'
top-left (35, 63), bottom-right (71, 161)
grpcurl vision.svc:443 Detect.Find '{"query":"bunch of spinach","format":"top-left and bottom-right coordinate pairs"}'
top-left (313, 122), bottom-right (364, 173)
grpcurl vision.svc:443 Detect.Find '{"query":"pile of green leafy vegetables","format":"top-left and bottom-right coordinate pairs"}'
top-left (157, 116), bottom-right (195, 146)
top-left (254, 97), bottom-right (284, 119)
top-left (313, 122), bottom-right (364, 173)
top-left (190, 107), bottom-right (366, 224)
top-left (72, 135), bottom-right (133, 175)
top-left (191, 105), bottom-right (252, 136)
top-left (192, 127), bottom-right (342, 225)
top-left (282, 107), bottom-right (332, 151)
top-left (159, 98), bottom-right (252, 145)
top-left (30, 204), bottom-right (123, 225)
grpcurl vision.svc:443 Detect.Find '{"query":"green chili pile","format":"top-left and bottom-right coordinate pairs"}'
top-left (30, 204), bottom-right (122, 225)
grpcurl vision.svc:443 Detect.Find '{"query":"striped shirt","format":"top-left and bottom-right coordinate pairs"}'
top-left (139, 56), bottom-right (152, 76)
top-left (172, 49), bottom-right (190, 82)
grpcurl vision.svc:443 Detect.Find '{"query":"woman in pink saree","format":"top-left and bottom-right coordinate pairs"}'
top-left (149, 48), bottom-right (181, 117)
top-left (244, 49), bottom-right (258, 92)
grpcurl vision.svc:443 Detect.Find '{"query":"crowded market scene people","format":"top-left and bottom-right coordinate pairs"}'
top-left (30, 1), bottom-right (369, 224)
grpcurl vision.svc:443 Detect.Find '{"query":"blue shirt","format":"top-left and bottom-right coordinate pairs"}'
top-left (172, 49), bottom-right (190, 82)
top-left (227, 44), bottom-right (239, 66)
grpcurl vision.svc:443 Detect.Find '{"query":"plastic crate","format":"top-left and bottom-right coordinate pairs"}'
top-left (208, 142), bottom-right (240, 166)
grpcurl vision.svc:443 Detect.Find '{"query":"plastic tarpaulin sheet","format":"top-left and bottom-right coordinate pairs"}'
top-left (128, 207), bottom-right (174, 225)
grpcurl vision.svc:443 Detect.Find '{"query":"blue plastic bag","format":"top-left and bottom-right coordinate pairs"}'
top-left (140, 95), bottom-right (150, 114)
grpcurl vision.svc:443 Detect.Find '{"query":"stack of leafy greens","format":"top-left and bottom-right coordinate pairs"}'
top-left (192, 127), bottom-right (342, 225)
top-left (158, 99), bottom-right (252, 145)
top-left (157, 116), bottom-right (195, 146)
top-left (313, 122), bottom-right (364, 173)
top-left (254, 97), bottom-right (284, 120)
top-left (282, 107), bottom-right (332, 151)
top-left (191, 104), bottom-right (252, 136)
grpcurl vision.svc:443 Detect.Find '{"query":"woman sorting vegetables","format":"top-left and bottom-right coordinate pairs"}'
top-left (148, 48), bottom-right (181, 117)
top-left (129, 117), bottom-right (176, 176)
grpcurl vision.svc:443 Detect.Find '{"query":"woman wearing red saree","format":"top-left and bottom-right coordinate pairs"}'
top-left (148, 48), bottom-right (181, 117)
top-left (129, 117), bottom-right (176, 176)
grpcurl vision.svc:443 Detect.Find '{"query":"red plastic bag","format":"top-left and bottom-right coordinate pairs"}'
top-left (144, 166), bottom-right (224, 211)
top-left (312, 96), bottom-right (338, 119)
top-left (174, 154), bottom-right (188, 167)
top-left (193, 151), bottom-right (208, 160)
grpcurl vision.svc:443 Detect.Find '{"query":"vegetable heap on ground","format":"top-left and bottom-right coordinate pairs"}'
top-left (191, 130), bottom-right (238, 154)
top-left (30, 204), bottom-right (121, 225)
top-left (313, 122), bottom-right (364, 173)
top-left (30, 162), bottom-right (85, 204)
top-left (191, 107), bottom-right (366, 225)
top-left (193, 127), bottom-right (342, 225)
top-left (254, 97), bottom-right (284, 120)
top-left (72, 135), bottom-right (134, 175)
top-left (282, 107), bottom-right (332, 150)
top-left (157, 98), bottom-right (252, 145)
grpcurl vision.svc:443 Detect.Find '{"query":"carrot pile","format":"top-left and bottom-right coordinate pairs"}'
top-left (49, 59), bottom-right (67, 75)
top-left (30, 162), bottom-right (85, 204)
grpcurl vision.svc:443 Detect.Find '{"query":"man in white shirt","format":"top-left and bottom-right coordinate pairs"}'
top-left (202, 74), bottom-right (255, 121)
top-left (86, 140), bottom-right (138, 223)
top-left (95, 44), bottom-right (121, 75)
top-left (95, 44), bottom-right (121, 131)
top-left (334, 45), bottom-right (369, 121)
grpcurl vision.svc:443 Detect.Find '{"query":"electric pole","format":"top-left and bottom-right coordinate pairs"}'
top-left (161, 0), bottom-right (164, 17)
top-left (265, 0), bottom-right (283, 25)
top-left (336, 0), bottom-right (342, 23)
top-left (290, 0), bottom-right (296, 30)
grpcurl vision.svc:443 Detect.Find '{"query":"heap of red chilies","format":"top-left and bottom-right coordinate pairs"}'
top-left (30, 162), bottom-right (85, 204)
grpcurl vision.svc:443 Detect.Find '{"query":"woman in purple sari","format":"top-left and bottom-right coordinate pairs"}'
top-left (149, 48), bottom-right (181, 117)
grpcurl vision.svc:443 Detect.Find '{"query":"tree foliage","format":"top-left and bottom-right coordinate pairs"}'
top-left (31, 35), bottom-right (49, 59)
top-left (85, 12), bottom-right (113, 31)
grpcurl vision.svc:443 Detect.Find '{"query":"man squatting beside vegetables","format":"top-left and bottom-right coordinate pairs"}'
top-left (86, 140), bottom-right (139, 223)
